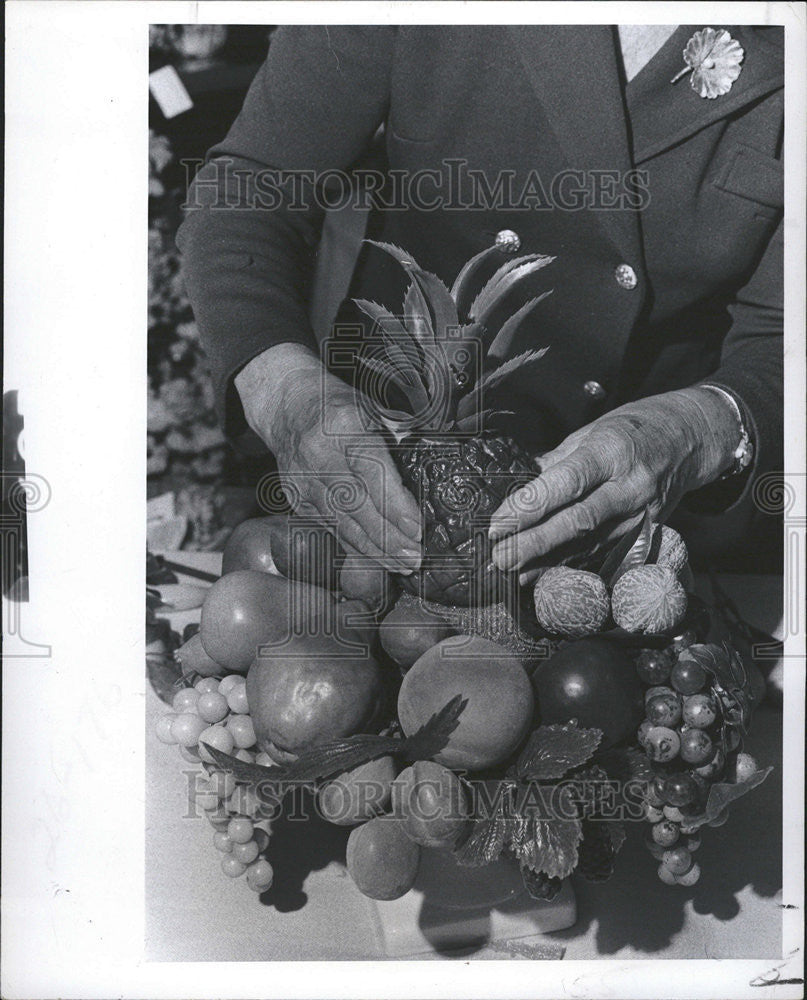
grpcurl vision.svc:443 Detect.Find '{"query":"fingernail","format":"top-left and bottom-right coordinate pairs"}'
top-left (399, 515), bottom-right (422, 542)
top-left (491, 542), bottom-right (514, 572)
top-left (399, 548), bottom-right (421, 571)
top-left (518, 572), bottom-right (531, 587)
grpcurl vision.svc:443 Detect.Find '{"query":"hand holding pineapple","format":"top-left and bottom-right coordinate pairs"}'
top-left (235, 342), bottom-right (423, 575)
top-left (489, 387), bottom-right (742, 582)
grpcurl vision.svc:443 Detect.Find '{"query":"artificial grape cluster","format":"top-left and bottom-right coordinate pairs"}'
top-left (634, 631), bottom-right (756, 887)
top-left (155, 672), bottom-right (275, 893)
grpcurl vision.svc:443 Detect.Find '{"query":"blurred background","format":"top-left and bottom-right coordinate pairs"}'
top-left (148, 25), bottom-right (276, 550)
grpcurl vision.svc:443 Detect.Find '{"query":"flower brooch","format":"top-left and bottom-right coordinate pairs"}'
top-left (671, 27), bottom-right (744, 99)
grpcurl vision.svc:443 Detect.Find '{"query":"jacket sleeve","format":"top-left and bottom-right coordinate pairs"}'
top-left (176, 26), bottom-right (395, 439)
top-left (676, 218), bottom-right (783, 554)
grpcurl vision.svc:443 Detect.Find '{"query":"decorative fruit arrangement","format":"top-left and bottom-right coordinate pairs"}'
top-left (151, 242), bottom-right (771, 911)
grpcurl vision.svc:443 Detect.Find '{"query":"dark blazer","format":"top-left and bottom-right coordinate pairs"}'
top-left (177, 25), bottom-right (783, 561)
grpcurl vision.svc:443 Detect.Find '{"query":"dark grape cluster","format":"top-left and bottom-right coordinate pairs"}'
top-left (576, 820), bottom-right (617, 882)
top-left (633, 631), bottom-right (756, 886)
top-left (521, 866), bottom-right (564, 901)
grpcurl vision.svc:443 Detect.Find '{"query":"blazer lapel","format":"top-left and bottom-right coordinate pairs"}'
top-left (627, 25), bottom-right (784, 164)
top-left (507, 25), bottom-right (642, 265)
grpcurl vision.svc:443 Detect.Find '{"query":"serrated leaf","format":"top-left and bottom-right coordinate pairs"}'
top-left (365, 240), bottom-right (459, 335)
top-left (514, 810), bottom-right (583, 880)
top-left (596, 746), bottom-right (655, 786)
top-left (454, 779), bottom-right (513, 867)
top-left (399, 693), bottom-right (468, 761)
top-left (517, 723), bottom-right (603, 781)
top-left (468, 254), bottom-right (548, 320)
top-left (477, 348), bottom-right (549, 394)
top-left (353, 299), bottom-right (423, 374)
top-left (608, 508), bottom-right (654, 586)
top-left (597, 508), bottom-right (652, 582)
top-left (450, 244), bottom-right (504, 319)
top-left (402, 280), bottom-right (434, 346)
top-left (203, 695), bottom-right (467, 788)
top-left (684, 767), bottom-right (773, 831)
top-left (487, 291), bottom-right (553, 358)
top-left (469, 255), bottom-right (555, 328)
top-left (453, 811), bottom-right (509, 867)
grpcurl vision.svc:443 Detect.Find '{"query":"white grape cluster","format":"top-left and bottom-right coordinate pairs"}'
top-left (155, 673), bottom-right (275, 893)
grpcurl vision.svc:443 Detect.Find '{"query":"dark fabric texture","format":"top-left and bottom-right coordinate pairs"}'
top-left (176, 25), bottom-right (784, 564)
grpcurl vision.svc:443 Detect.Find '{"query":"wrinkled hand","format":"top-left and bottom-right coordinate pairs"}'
top-left (489, 388), bottom-right (739, 582)
top-left (236, 344), bottom-right (422, 574)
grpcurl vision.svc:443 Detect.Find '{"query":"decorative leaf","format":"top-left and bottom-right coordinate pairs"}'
top-left (596, 746), bottom-right (655, 787)
top-left (203, 695), bottom-right (468, 789)
top-left (487, 291), bottom-right (553, 358)
top-left (517, 722), bottom-right (603, 781)
top-left (672, 28), bottom-right (745, 100)
top-left (398, 693), bottom-right (468, 761)
top-left (683, 767), bottom-right (773, 832)
top-left (512, 805), bottom-right (583, 880)
top-left (453, 808), bottom-right (510, 867)
top-left (608, 508), bottom-right (655, 586)
top-left (146, 652), bottom-right (183, 706)
top-left (680, 642), bottom-right (754, 734)
top-left (146, 550), bottom-right (178, 585)
top-left (450, 244), bottom-right (504, 319)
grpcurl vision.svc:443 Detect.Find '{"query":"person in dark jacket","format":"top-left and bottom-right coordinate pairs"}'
top-left (177, 24), bottom-right (783, 577)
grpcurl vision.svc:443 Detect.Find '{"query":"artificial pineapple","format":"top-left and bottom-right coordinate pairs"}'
top-left (353, 240), bottom-right (553, 606)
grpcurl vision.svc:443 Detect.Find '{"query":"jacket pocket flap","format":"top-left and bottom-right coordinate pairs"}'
top-left (714, 144), bottom-right (783, 210)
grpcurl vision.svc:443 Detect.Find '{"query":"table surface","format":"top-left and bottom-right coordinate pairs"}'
top-left (145, 555), bottom-right (784, 962)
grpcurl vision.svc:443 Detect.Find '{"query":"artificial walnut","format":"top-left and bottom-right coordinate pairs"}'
top-left (655, 525), bottom-right (689, 576)
top-left (533, 566), bottom-right (610, 637)
top-left (611, 565), bottom-right (687, 634)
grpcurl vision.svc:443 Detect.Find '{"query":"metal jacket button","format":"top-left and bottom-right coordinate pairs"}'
top-left (583, 380), bottom-right (606, 399)
top-left (615, 263), bottom-right (638, 289)
top-left (495, 229), bottom-right (521, 252)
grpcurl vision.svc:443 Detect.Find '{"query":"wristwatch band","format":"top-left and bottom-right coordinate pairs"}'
top-left (700, 384), bottom-right (754, 479)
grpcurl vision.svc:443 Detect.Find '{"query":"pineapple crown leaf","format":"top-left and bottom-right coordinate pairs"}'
top-left (454, 408), bottom-right (516, 433)
top-left (403, 281), bottom-right (435, 346)
top-left (364, 239), bottom-right (459, 336)
top-left (468, 254), bottom-right (555, 329)
top-left (355, 354), bottom-right (431, 415)
top-left (480, 347), bottom-right (550, 393)
top-left (455, 348), bottom-right (549, 424)
top-left (450, 244), bottom-right (506, 319)
top-left (487, 290), bottom-right (554, 358)
top-left (353, 297), bottom-right (427, 385)
top-left (353, 298), bottom-right (413, 347)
